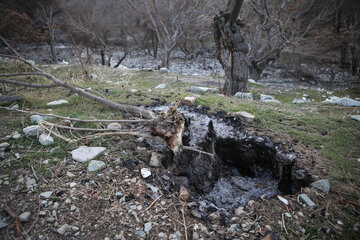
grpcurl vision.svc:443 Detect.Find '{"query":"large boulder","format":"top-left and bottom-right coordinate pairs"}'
top-left (324, 97), bottom-right (360, 107)
top-left (260, 94), bottom-right (280, 104)
top-left (23, 125), bottom-right (42, 137)
top-left (234, 92), bottom-right (254, 100)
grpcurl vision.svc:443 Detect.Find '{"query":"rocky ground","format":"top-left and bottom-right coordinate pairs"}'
top-left (0, 61), bottom-right (359, 240)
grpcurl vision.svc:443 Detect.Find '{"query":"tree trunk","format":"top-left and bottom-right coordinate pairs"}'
top-left (100, 50), bottom-right (105, 66)
top-left (162, 50), bottom-right (170, 68)
top-left (214, 0), bottom-right (248, 96)
top-left (49, 41), bottom-right (57, 64)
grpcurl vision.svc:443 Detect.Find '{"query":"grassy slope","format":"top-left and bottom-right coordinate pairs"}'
top-left (1, 63), bottom-right (359, 238)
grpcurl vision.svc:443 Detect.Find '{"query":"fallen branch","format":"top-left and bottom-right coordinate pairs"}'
top-left (0, 106), bottom-right (152, 123)
top-left (141, 195), bottom-right (162, 213)
top-left (182, 146), bottom-right (214, 157)
top-left (0, 78), bottom-right (58, 88)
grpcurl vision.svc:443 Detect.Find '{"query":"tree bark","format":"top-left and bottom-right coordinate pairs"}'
top-left (214, 0), bottom-right (249, 95)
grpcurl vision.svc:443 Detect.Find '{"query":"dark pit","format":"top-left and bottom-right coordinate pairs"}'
top-left (147, 105), bottom-right (311, 217)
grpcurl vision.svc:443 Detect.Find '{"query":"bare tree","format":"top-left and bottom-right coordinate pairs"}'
top-left (214, 0), bottom-right (338, 95)
top-left (34, 2), bottom-right (59, 63)
top-left (128, 0), bottom-right (208, 68)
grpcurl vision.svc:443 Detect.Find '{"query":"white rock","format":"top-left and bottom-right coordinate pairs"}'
top-left (183, 96), bottom-right (197, 105)
top-left (260, 94), bottom-right (280, 103)
top-left (141, 168), bottom-right (151, 178)
top-left (130, 89), bottom-right (138, 93)
top-left (90, 73), bottom-right (98, 79)
top-left (40, 191), bottom-right (53, 199)
top-left (66, 172), bottom-right (75, 177)
top-left (88, 160), bottom-right (106, 172)
top-left (19, 212), bottom-right (31, 222)
top-left (235, 207), bottom-right (245, 216)
top-left (299, 194), bottom-right (316, 207)
top-left (189, 86), bottom-right (217, 94)
top-left (277, 195), bottom-right (289, 205)
top-left (149, 152), bottom-right (162, 167)
top-left (0, 142), bottom-right (9, 148)
top-left (107, 123), bottom-right (122, 130)
top-left (349, 115), bottom-right (360, 122)
top-left (47, 100), bottom-right (69, 106)
top-left (159, 68), bottom-right (169, 73)
top-left (57, 224), bottom-right (69, 235)
top-left (248, 79), bottom-right (256, 84)
top-left (234, 92), bottom-right (254, 100)
top-left (30, 115), bottom-right (46, 123)
top-left (69, 182), bottom-right (77, 188)
top-left (144, 222), bottom-right (152, 233)
top-left (39, 134), bottom-right (54, 146)
top-left (11, 104), bottom-right (19, 109)
top-left (12, 133), bottom-right (21, 139)
top-left (71, 146), bottom-right (106, 163)
top-left (292, 98), bottom-right (310, 104)
top-left (23, 125), bottom-right (42, 137)
top-left (233, 111), bottom-right (255, 123)
top-left (324, 96), bottom-right (360, 107)
top-left (155, 84), bottom-right (166, 89)
top-left (70, 205), bottom-right (77, 211)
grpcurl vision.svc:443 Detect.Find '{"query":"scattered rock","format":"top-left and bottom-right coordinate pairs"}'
top-left (12, 132), bottom-right (21, 139)
top-left (40, 191), bottom-right (53, 199)
top-left (69, 182), bottom-right (77, 188)
top-left (11, 104), bottom-right (19, 109)
top-left (299, 194), bottom-right (316, 207)
top-left (0, 142), bottom-right (9, 148)
top-left (349, 115), bottom-right (360, 122)
top-left (47, 100), bottom-right (69, 106)
top-left (149, 152), bottom-right (162, 167)
top-left (107, 123), bottom-right (122, 130)
top-left (130, 89), bottom-right (138, 93)
top-left (277, 195), bottom-right (289, 205)
top-left (260, 94), bottom-right (280, 103)
top-left (39, 134), bottom-right (54, 146)
top-left (189, 86), bottom-right (217, 94)
top-left (191, 209), bottom-right (201, 218)
top-left (71, 146), bottom-right (107, 163)
top-left (292, 98), bottom-right (310, 104)
top-left (0, 95), bottom-right (23, 104)
top-left (233, 111), bottom-right (255, 123)
top-left (235, 206), bottom-right (245, 216)
top-left (265, 225), bottom-right (272, 231)
top-left (90, 73), bottom-right (98, 79)
top-left (284, 212), bottom-right (292, 218)
top-left (179, 186), bottom-right (190, 201)
top-left (311, 179), bottom-right (330, 194)
top-left (57, 224), bottom-right (69, 235)
top-left (141, 168), bottom-right (151, 178)
top-left (144, 222), bottom-right (152, 233)
top-left (155, 84), bottom-right (166, 89)
top-left (234, 92), bottom-right (254, 100)
top-left (30, 115), bottom-right (46, 123)
top-left (183, 96), bottom-right (197, 105)
top-left (159, 68), bottom-right (169, 73)
top-left (66, 172), bottom-right (75, 177)
top-left (136, 230), bottom-right (146, 237)
top-left (88, 160), bottom-right (106, 172)
top-left (324, 96), bottom-right (360, 107)
top-left (169, 231), bottom-right (182, 240)
top-left (23, 125), bottom-right (42, 137)
top-left (19, 212), bottom-right (31, 222)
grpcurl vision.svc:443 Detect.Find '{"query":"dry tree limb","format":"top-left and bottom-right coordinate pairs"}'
top-left (0, 36), bottom-right (157, 119)
top-left (0, 106), bottom-right (152, 123)
top-left (0, 78), bottom-right (58, 88)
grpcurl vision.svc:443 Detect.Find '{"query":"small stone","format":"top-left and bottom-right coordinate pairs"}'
top-left (248, 200), bottom-right (256, 207)
top-left (39, 134), bottom-right (54, 146)
top-left (88, 160), bottom-right (106, 172)
top-left (141, 168), bottom-right (151, 178)
top-left (57, 224), bottom-right (69, 235)
top-left (337, 220), bottom-right (343, 225)
top-left (69, 182), bottom-right (77, 188)
top-left (169, 231), bottom-right (182, 240)
top-left (233, 111), bottom-right (255, 123)
top-left (292, 98), bottom-right (310, 104)
top-left (12, 133), bottom-right (21, 139)
top-left (277, 195), bottom-right (289, 205)
top-left (179, 186), bottom-right (190, 201)
top-left (39, 211), bottom-right (47, 216)
top-left (155, 84), bottom-right (166, 89)
top-left (136, 230), bottom-right (146, 237)
top-left (114, 234), bottom-right (124, 240)
top-left (349, 115), bottom-right (360, 122)
top-left (70, 205), bottom-right (76, 211)
top-left (147, 184), bottom-right (159, 193)
top-left (66, 172), bottom-right (75, 177)
top-left (71, 146), bottom-right (107, 163)
top-left (265, 225), bottom-right (272, 231)
top-left (311, 179), bottom-right (330, 194)
top-left (144, 222), bottom-right (152, 233)
top-left (90, 73), bottom-right (98, 79)
top-left (284, 212), bottom-right (292, 218)
top-left (19, 212), bottom-right (31, 222)
top-left (23, 125), bottom-right (42, 137)
top-left (47, 100), bottom-right (69, 106)
top-left (159, 68), bottom-right (168, 73)
top-left (42, 159), bottom-right (49, 164)
top-left (260, 94), bottom-right (280, 103)
top-left (189, 86), bottom-right (217, 94)
top-left (72, 226), bottom-right (79, 232)
top-left (149, 152), bottom-right (162, 167)
top-left (11, 104), bottom-right (19, 109)
top-left (183, 96), bottom-right (197, 105)
top-left (30, 115), bottom-right (46, 123)
top-left (297, 211), bottom-right (304, 217)
top-left (191, 210), bottom-right (201, 218)
top-left (235, 206), bottom-right (245, 216)
top-left (40, 191), bottom-right (53, 199)
top-left (130, 89), bottom-right (138, 93)
top-left (234, 92), bottom-right (254, 100)
top-left (47, 217), bottom-right (55, 223)
top-left (0, 142), bottom-right (9, 148)
top-left (107, 123), bottom-right (122, 130)
top-left (299, 194), bottom-right (316, 207)
top-left (116, 191), bottom-right (123, 199)
top-left (193, 232), bottom-right (200, 240)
